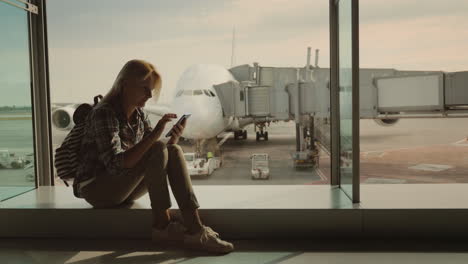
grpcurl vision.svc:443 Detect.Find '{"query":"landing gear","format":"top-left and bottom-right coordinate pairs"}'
top-left (256, 131), bottom-right (268, 141)
top-left (254, 122), bottom-right (269, 141)
top-left (195, 138), bottom-right (222, 157)
top-left (234, 130), bottom-right (247, 140)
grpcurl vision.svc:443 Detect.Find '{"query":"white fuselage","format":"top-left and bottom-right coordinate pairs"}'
top-left (169, 64), bottom-right (236, 139)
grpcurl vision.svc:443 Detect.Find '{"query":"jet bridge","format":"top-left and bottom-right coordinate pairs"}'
top-left (365, 71), bottom-right (468, 117)
top-left (214, 62), bottom-right (468, 166)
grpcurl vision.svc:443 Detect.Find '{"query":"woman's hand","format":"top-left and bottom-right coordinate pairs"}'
top-left (151, 113), bottom-right (177, 142)
top-left (167, 118), bottom-right (187, 145)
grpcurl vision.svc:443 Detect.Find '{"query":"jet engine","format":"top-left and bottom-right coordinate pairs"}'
top-left (374, 118), bottom-right (399, 127)
top-left (52, 106), bottom-right (76, 131)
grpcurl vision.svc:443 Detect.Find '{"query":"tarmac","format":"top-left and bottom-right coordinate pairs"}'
top-left (181, 118), bottom-right (468, 185)
top-left (359, 118), bottom-right (468, 184)
top-left (3, 118), bottom-right (468, 187)
top-left (178, 121), bottom-right (325, 185)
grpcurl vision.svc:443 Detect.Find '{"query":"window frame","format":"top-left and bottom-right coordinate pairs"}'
top-left (26, 0), bottom-right (53, 186)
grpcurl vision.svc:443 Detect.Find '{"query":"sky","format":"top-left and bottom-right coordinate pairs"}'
top-left (2, 0), bottom-right (468, 106)
top-left (0, 3), bottom-right (31, 106)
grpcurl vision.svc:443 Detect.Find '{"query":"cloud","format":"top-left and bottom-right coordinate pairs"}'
top-left (49, 25), bottom-right (331, 104)
top-left (360, 0), bottom-right (468, 24)
top-left (175, 0), bottom-right (326, 31)
top-left (49, 34), bottom-right (237, 103)
top-left (360, 14), bottom-right (468, 71)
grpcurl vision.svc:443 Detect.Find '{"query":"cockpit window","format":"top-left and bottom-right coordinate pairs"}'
top-left (209, 91), bottom-right (216, 97)
top-left (193, 90), bottom-right (203, 96)
top-left (203, 90), bottom-right (211, 97)
top-left (176, 91), bottom-right (183, 97)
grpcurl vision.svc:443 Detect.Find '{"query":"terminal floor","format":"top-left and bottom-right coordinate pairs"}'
top-left (1, 238), bottom-right (468, 264)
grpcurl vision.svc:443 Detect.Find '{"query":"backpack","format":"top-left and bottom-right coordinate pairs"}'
top-left (54, 95), bottom-right (102, 186)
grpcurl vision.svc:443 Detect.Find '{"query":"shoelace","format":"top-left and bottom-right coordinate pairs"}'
top-left (189, 226), bottom-right (221, 243)
top-left (204, 226), bottom-right (220, 238)
top-left (194, 226), bottom-right (222, 245)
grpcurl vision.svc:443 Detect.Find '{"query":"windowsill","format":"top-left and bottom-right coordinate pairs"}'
top-left (0, 185), bottom-right (354, 209)
top-left (2, 184), bottom-right (468, 210)
top-left (360, 184), bottom-right (468, 209)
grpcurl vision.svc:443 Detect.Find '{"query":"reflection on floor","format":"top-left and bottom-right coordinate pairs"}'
top-left (1, 238), bottom-right (468, 264)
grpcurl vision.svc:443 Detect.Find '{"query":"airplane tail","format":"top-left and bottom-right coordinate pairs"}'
top-left (231, 26), bottom-right (236, 68)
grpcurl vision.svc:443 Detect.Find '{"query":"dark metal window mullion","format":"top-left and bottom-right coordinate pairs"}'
top-left (329, 0), bottom-right (340, 187)
top-left (29, 0), bottom-right (53, 186)
top-left (351, 0), bottom-right (360, 203)
top-left (26, 6), bottom-right (39, 188)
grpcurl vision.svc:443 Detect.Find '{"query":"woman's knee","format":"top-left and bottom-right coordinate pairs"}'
top-left (167, 143), bottom-right (183, 154)
top-left (151, 140), bottom-right (166, 153)
top-left (144, 140), bottom-right (169, 168)
top-left (147, 141), bottom-right (167, 159)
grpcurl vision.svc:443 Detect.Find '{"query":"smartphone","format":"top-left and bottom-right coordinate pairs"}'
top-left (165, 114), bottom-right (191, 137)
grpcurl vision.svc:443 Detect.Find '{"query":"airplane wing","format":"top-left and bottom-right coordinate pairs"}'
top-left (51, 103), bottom-right (76, 110)
top-left (144, 103), bottom-right (171, 118)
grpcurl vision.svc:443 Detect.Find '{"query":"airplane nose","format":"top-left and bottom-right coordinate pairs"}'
top-left (178, 99), bottom-right (224, 139)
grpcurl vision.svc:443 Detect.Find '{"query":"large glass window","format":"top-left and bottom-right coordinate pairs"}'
top-left (0, 1), bottom-right (36, 201)
top-left (47, 0), bottom-right (331, 191)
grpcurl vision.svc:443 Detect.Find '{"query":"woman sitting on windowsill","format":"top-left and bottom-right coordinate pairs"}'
top-left (74, 59), bottom-right (233, 254)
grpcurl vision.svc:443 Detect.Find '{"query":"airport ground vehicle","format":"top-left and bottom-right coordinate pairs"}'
top-left (24, 163), bottom-right (35, 182)
top-left (251, 153), bottom-right (270, 179)
top-left (291, 150), bottom-right (318, 168)
top-left (23, 153), bottom-right (34, 165)
top-left (184, 152), bottom-right (220, 177)
top-left (0, 149), bottom-right (25, 169)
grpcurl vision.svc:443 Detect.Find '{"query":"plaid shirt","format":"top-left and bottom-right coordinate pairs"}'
top-left (74, 100), bottom-right (152, 192)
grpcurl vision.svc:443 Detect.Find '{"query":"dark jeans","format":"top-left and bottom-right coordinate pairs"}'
top-left (81, 141), bottom-right (200, 215)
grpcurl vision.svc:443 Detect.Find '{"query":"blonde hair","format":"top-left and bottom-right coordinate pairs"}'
top-left (102, 59), bottom-right (162, 105)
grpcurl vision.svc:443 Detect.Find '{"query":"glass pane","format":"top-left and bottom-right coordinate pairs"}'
top-left (338, 0), bottom-right (353, 197)
top-left (359, 1), bottom-right (468, 187)
top-left (47, 0), bottom-right (332, 197)
top-left (0, 2), bottom-right (35, 201)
